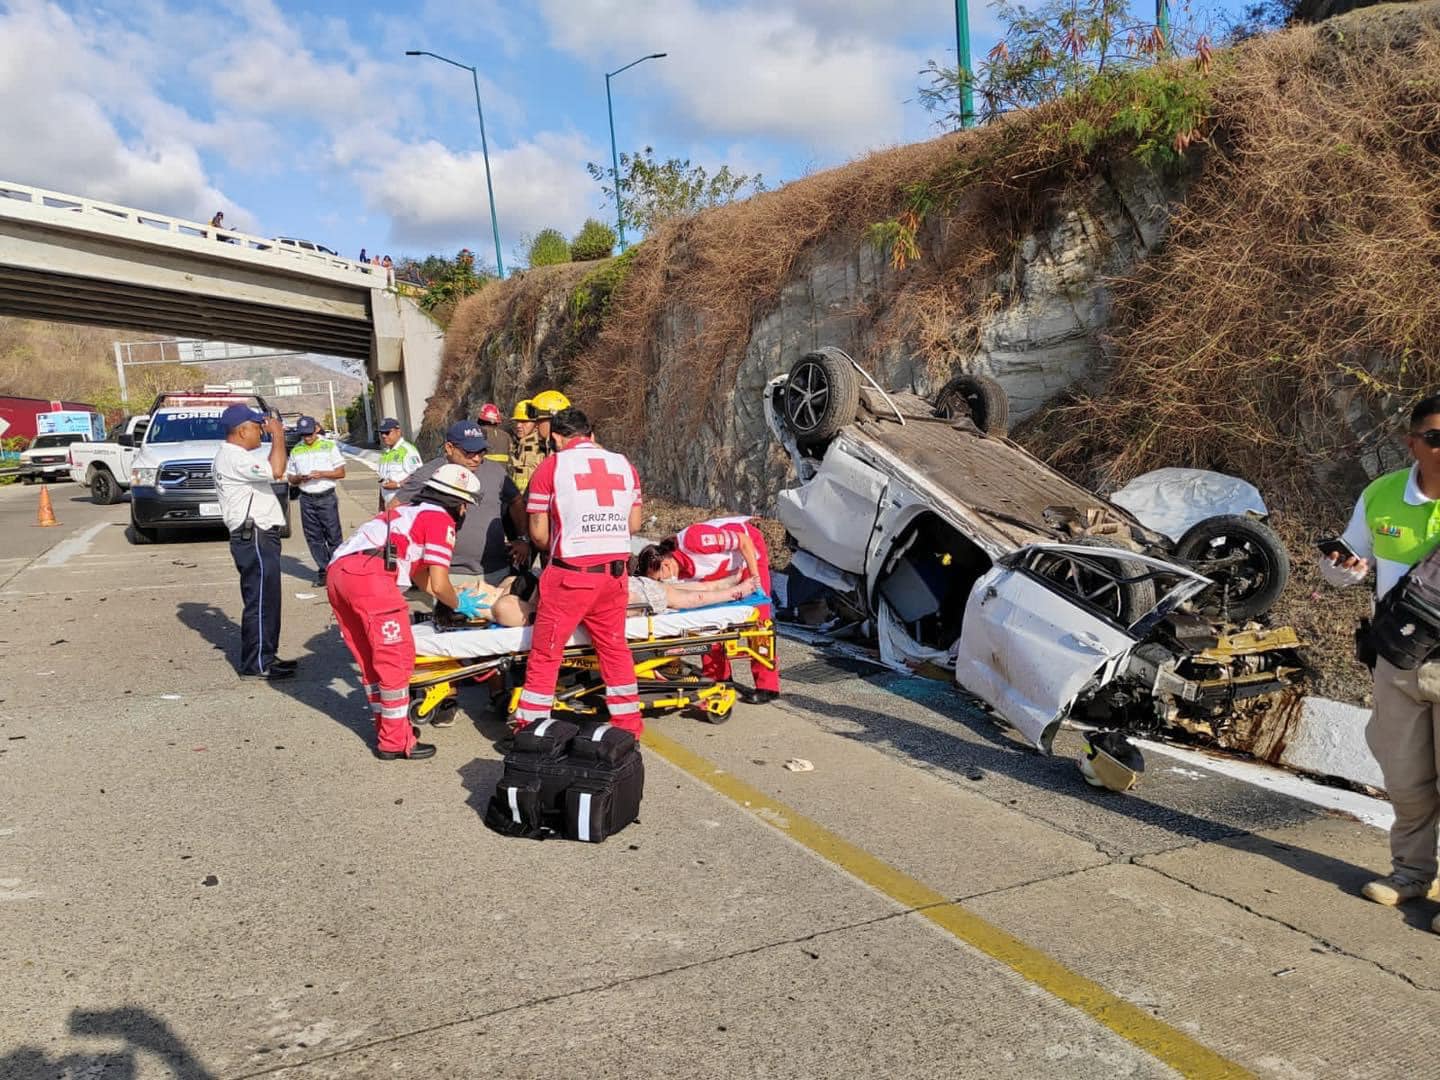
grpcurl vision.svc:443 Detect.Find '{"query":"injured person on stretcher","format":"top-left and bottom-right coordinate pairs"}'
top-left (441, 568), bottom-right (753, 627)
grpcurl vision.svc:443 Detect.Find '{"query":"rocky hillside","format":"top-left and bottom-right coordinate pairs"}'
top-left (427, 1), bottom-right (1440, 520)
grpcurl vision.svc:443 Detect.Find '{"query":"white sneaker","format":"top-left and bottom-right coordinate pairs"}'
top-left (1361, 874), bottom-right (1440, 906)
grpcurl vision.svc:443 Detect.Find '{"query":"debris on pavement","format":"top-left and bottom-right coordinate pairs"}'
top-left (784, 758), bottom-right (815, 772)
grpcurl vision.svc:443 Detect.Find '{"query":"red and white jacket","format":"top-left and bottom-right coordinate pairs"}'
top-left (673, 515), bottom-right (755, 582)
top-left (331, 503), bottom-right (456, 588)
top-left (526, 439), bottom-right (642, 565)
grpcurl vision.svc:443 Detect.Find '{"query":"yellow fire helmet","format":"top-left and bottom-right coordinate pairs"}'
top-left (528, 389), bottom-right (571, 418)
top-left (511, 399), bottom-right (534, 421)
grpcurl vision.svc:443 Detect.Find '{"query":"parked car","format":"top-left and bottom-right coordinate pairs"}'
top-left (274, 237), bottom-right (339, 257)
top-left (765, 347), bottom-right (1302, 753)
top-left (69, 415), bottom-right (150, 504)
top-left (127, 391), bottom-right (291, 544)
top-left (18, 431), bottom-right (92, 484)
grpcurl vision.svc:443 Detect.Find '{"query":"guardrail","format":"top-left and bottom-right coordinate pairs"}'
top-left (0, 179), bottom-right (382, 283)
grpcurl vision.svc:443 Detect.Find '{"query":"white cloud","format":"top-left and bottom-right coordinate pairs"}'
top-left (538, 0), bottom-right (927, 154)
top-left (363, 131), bottom-right (604, 256)
top-left (0, 0), bottom-right (241, 222)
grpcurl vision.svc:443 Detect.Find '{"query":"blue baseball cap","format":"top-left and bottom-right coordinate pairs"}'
top-left (295, 416), bottom-right (317, 435)
top-left (378, 417), bottom-right (401, 433)
top-left (445, 420), bottom-right (487, 453)
top-left (221, 404), bottom-right (265, 430)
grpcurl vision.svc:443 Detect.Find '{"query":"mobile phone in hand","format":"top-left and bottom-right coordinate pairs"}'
top-left (1316, 536), bottom-right (1359, 561)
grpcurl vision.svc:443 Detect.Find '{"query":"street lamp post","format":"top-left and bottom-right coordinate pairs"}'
top-left (406, 49), bottom-right (505, 277)
top-left (605, 52), bottom-right (666, 253)
top-left (955, 1), bottom-right (974, 129)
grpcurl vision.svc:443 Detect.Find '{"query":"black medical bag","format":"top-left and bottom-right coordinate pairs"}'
top-left (1372, 545), bottom-right (1440, 670)
top-left (483, 728), bottom-right (643, 843)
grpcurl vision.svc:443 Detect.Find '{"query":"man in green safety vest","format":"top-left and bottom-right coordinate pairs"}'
top-left (1322, 392), bottom-right (1440, 929)
top-left (285, 415), bottom-right (346, 587)
top-left (376, 417), bottom-right (422, 511)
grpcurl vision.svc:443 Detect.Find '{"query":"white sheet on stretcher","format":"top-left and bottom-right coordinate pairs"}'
top-left (411, 601), bottom-right (763, 659)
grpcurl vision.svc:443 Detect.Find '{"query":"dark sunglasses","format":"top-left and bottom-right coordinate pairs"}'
top-left (1413, 430), bottom-right (1440, 448)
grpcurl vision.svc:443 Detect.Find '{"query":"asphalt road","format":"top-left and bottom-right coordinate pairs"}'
top-left (1, 474), bottom-right (1438, 1079)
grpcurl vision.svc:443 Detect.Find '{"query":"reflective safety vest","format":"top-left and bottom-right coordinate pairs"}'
top-left (508, 431), bottom-right (545, 492)
top-left (378, 438), bottom-right (422, 487)
top-left (1363, 468), bottom-right (1440, 569)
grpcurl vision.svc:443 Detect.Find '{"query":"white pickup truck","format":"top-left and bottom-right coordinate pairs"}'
top-left (69, 415), bottom-right (150, 504)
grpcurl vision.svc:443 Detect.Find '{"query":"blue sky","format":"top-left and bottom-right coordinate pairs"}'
top-left (0, 0), bottom-right (1248, 272)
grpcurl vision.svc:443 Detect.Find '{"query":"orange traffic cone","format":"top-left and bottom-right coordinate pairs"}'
top-left (36, 483), bottom-right (59, 527)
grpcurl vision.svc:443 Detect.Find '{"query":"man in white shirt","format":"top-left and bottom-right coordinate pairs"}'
top-left (213, 404), bottom-right (294, 681)
top-left (1321, 392), bottom-right (1440, 920)
top-left (285, 415), bottom-right (346, 587)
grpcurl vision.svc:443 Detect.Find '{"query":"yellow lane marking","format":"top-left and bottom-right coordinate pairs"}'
top-left (642, 728), bottom-right (1253, 1080)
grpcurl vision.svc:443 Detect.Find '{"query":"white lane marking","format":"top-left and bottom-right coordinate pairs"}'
top-left (341, 444), bottom-right (380, 473)
top-left (41, 522), bottom-right (114, 567)
top-left (1134, 737), bottom-right (1394, 831)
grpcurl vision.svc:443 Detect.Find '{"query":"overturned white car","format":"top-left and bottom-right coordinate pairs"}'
top-left (766, 348), bottom-right (1304, 754)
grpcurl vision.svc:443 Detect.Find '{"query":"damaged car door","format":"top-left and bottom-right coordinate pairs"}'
top-left (954, 544), bottom-right (1210, 752)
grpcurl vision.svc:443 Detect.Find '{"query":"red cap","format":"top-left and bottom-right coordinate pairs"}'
top-left (478, 403), bottom-right (502, 424)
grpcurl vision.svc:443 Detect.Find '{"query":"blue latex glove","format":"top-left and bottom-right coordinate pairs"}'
top-left (455, 589), bottom-right (490, 619)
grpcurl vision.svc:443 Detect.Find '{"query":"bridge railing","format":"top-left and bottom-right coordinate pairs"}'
top-left (0, 180), bottom-right (382, 284)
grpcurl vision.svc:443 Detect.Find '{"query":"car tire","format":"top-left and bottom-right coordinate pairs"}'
top-left (1074, 537), bottom-right (1158, 626)
top-left (1174, 514), bottom-right (1290, 620)
top-left (22, 474), bottom-right (35, 485)
top-left (126, 521), bottom-right (158, 545)
top-left (90, 467), bottom-right (119, 505)
top-left (781, 347), bottom-right (862, 448)
top-left (935, 373), bottom-right (1010, 436)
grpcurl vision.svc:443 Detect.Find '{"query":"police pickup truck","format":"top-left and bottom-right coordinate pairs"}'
top-left (69, 414), bottom-right (150, 504)
top-left (127, 391), bottom-right (292, 544)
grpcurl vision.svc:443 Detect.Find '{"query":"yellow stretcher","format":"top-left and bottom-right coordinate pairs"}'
top-left (406, 599), bottom-right (776, 727)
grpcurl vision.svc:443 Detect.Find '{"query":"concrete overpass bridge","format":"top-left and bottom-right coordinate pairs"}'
top-left (0, 181), bottom-right (442, 431)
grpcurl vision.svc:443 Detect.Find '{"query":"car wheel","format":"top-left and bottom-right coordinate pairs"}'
top-left (1174, 514), bottom-right (1290, 620)
top-left (90, 467), bottom-right (119, 505)
top-left (935, 373), bottom-right (1010, 436)
top-left (781, 347), bottom-right (862, 448)
top-left (22, 474), bottom-right (35, 485)
top-left (126, 521), bottom-right (157, 545)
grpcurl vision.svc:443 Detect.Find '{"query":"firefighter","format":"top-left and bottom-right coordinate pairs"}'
top-left (512, 407), bottom-right (645, 736)
top-left (285, 415), bottom-right (345, 587)
top-left (526, 389), bottom-right (571, 451)
top-left (476, 402), bottom-right (512, 465)
top-left (507, 399), bottom-right (544, 492)
top-left (636, 516), bottom-right (780, 704)
top-left (376, 417), bottom-right (422, 510)
top-left (327, 463), bottom-right (486, 760)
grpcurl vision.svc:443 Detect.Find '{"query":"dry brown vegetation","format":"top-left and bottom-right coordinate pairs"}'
top-left (1026, 10), bottom-right (1440, 508)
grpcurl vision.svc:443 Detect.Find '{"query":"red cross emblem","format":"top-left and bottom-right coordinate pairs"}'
top-left (574, 456), bottom-right (628, 507)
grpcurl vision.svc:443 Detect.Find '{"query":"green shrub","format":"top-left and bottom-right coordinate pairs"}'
top-left (527, 229), bottom-right (571, 267)
top-left (570, 218), bottom-right (618, 262)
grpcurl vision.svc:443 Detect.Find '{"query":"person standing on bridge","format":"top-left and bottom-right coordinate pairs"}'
top-left (376, 418), bottom-right (422, 511)
top-left (213, 405), bottom-right (295, 682)
top-left (512, 408), bottom-right (645, 737)
top-left (286, 416), bottom-right (346, 587)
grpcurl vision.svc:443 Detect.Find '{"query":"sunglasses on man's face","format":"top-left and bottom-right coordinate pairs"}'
top-left (1414, 429), bottom-right (1440, 448)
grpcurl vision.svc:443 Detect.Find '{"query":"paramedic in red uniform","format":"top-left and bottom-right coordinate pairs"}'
top-left (327, 464), bottom-right (486, 760)
top-left (513, 408), bottom-right (645, 736)
top-left (637, 516), bottom-right (779, 703)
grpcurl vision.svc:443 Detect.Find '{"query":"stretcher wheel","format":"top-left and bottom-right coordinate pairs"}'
top-left (409, 691), bottom-right (457, 726)
top-left (698, 708), bottom-right (731, 725)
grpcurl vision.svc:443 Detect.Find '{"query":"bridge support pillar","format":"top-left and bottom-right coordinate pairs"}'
top-left (369, 290), bottom-right (443, 436)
